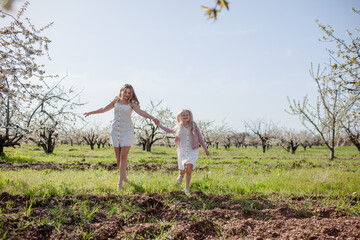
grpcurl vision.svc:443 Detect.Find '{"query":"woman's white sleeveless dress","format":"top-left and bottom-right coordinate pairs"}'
top-left (110, 102), bottom-right (134, 147)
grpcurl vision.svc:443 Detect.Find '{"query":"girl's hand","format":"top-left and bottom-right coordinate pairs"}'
top-left (205, 150), bottom-right (210, 156)
top-left (84, 112), bottom-right (91, 117)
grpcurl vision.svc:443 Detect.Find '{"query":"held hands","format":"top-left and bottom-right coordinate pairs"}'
top-left (83, 112), bottom-right (92, 118)
top-left (152, 118), bottom-right (160, 125)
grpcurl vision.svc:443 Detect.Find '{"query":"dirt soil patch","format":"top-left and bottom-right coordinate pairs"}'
top-left (1, 191), bottom-right (360, 239)
top-left (0, 161), bottom-right (182, 172)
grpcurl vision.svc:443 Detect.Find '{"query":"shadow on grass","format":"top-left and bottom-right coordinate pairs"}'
top-left (128, 182), bottom-right (146, 193)
top-left (0, 153), bottom-right (37, 164)
top-left (149, 151), bottom-right (168, 155)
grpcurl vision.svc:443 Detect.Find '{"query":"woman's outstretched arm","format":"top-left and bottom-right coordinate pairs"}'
top-left (131, 103), bottom-right (159, 124)
top-left (84, 99), bottom-right (116, 117)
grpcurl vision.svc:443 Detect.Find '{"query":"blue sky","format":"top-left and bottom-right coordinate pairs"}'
top-left (11, 0), bottom-right (360, 131)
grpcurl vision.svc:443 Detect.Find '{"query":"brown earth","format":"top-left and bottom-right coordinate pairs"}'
top-left (0, 159), bottom-right (323, 173)
top-left (0, 161), bottom-right (183, 172)
top-left (1, 191), bottom-right (360, 239)
top-left (0, 161), bottom-right (214, 173)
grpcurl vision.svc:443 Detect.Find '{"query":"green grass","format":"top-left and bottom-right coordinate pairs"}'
top-left (0, 143), bottom-right (359, 240)
top-left (1, 161), bottom-right (359, 197)
top-left (1, 144), bottom-right (360, 222)
top-left (1, 144), bottom-right (360, 196)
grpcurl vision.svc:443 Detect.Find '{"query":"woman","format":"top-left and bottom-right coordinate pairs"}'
top-left (84, 84), bottom-right (158, 190)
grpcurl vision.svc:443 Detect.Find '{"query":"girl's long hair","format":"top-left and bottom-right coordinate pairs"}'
top-left (116, 84), bottom-right (140, 105)
top-left (174, 109), bottom-right (197, 137)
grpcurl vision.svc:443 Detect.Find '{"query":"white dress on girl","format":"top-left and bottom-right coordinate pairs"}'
top-left (177, 125), bottom-right (199, 170)
top-left (110, 102), bottom-right (134, 147)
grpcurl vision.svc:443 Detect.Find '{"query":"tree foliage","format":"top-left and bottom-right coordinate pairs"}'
top-left (0, 2), bottom-right (55, 154)
top-left (202, 0), bottom-right (230, 20)
top-left (316, 8), bottom-right (360, 93)
top-left (244, 119), bottom-right (274, 153)
top-left (27, 79), bottom-right (84, 153)
top-left (0, 2), bottom-right (83, 155)
top-left (1, 1), bottom-right (230, 21)
top-left (288, 8), bottom-right (360, 159)
top-left (0, 2), bottom-right (54, 102)
top-left (316, 8), bottom-right (360, 155)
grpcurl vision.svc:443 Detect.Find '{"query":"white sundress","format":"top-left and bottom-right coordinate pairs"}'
top-left (177, 125), bottom-right (199, 170)
top-left (110, 102), bottom-right (134, 147)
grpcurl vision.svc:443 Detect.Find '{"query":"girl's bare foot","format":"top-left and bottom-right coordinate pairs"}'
top-left (176, 175), bottom-right (183, 184)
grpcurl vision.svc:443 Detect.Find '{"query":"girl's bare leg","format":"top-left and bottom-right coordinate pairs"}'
top-left (179, 169), bottom-right (185, 178)
top-left (185, 164), bottom-right (193, 189)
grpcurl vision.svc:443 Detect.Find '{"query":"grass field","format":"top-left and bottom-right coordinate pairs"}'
top-left (1, 144), bottom-right (360, 239)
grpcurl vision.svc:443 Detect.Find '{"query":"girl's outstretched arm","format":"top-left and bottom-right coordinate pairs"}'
top-left (196, 128), bottom-right (210, 156)
top-left (84, 99), bottom-right (116, 117)
top-left (157, 123), bottom-right (176, 134)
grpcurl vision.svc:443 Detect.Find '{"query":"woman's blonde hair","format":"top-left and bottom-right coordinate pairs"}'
top-left (175, 109), bottom-right (197, 137)
top-left (116, 84), bottom-right (140, 105)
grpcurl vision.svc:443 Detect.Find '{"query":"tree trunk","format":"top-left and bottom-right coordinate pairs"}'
top-left (0, 144), bottom-right (4, 156)
top-left (47, 141), bottom-right (55, 154)
top-left (330, 148), bottom-right (335, 160)
top-left (146, 143), bottom-right (152, 152)
top-left (290, 141), bottom-right (298, 154)
top-left (40, 130), bottom-right (55, 154)
top-left (348, 135), bottom-right (360, 155)
top-left (262, 144), bottom-right (266, 153)
top-left (291, 146), bottom-right (298, 154)
top-left (47, 133), bottom-right (55, 154)
top-left (90, 144), bottom-right (94, 150)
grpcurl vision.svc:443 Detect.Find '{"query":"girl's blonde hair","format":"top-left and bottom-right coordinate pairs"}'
top-left (116, 84), bottom-right (140, 105)
top-left (175, 109), bottom-right (197, 137)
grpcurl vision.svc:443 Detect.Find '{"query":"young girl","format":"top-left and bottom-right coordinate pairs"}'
top-left (84, 84), bottom-right (159, 190)
top-left (156, 109), bottom-right (209, 194)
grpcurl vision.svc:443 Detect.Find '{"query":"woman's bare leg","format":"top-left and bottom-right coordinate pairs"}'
top-left (119, 146), bottom-right (131, 185)
top-left (114, 146), bottom-right (128, 183)
top-left (114, 147), bottom-right (121, 169)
